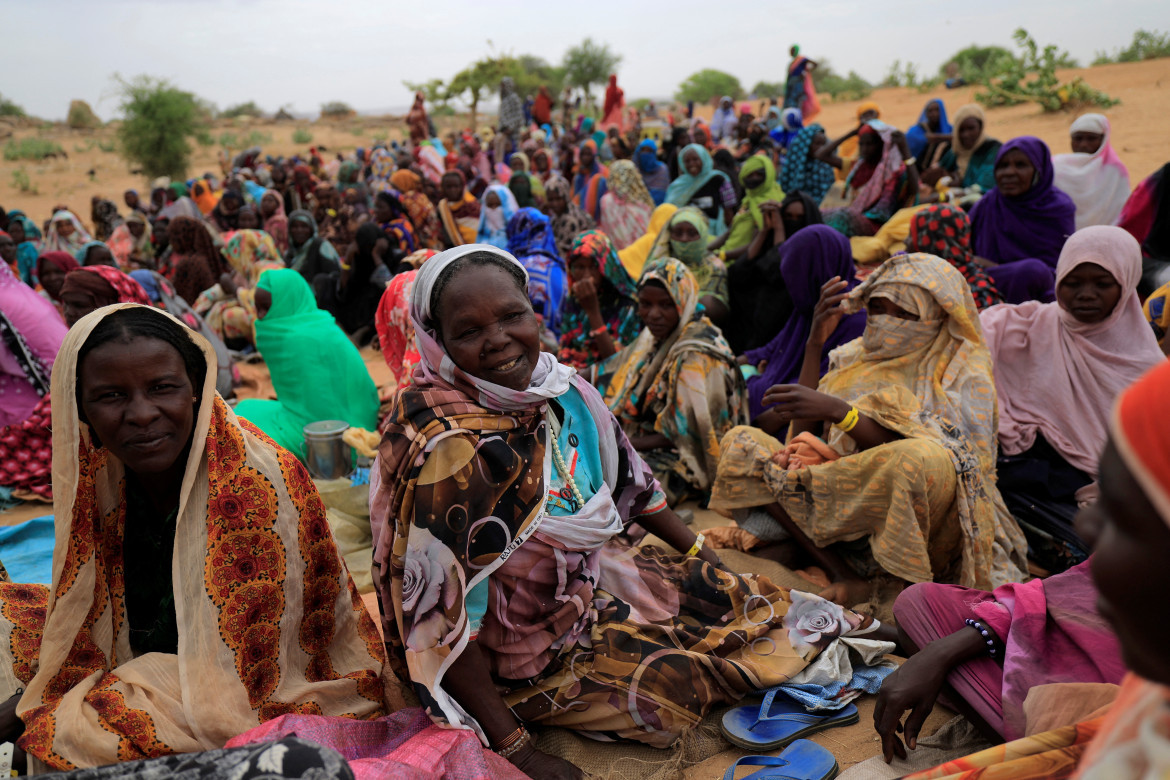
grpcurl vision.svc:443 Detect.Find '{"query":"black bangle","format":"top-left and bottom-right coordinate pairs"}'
top-left (964, 618), bottom-right (998, 657)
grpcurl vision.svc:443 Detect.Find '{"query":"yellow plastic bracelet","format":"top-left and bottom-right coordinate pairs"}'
top-left (686, 533), bottom-right (706, 557)
top-left (837, 406), bottom-right (861, 433)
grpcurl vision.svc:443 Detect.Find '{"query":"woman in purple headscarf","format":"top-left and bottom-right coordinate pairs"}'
top-left (738, 225), bottom-right (867, 428)
top-left (968, 137), bottom-right (1076, 304)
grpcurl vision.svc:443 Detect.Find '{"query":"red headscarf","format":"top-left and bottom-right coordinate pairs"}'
top-left (59, 265), bottom-right (151, 309)
top-left (1113, 359), bottom-right (1170, 523)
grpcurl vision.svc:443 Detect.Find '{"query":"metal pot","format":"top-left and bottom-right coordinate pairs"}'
top-left (301, 420), bottom-right (353, 480)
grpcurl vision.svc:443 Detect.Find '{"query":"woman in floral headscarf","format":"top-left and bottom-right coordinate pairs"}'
top-left (598, 160), bottom-right (654, 250)
top-left (390, 169), bottom-right (441, 248)
top-left (647, 206), bottom-right (729, 322)
top-left (820, 124), bottom-right (917, 238)
top-left (195, 230), bottom-right (284, 346)
top-left (371, 244), bottom-right (884, 776)
top-left (906, 204), bottom-right (1002, 310)
top-left (711, 253), bottom-right (1027, 604)
top-left (544, 174), bottom-right (595, 258)
top-left (598, 258), bottom-right (747, 502)
top-left (558, 230), bottom-right (642, 370)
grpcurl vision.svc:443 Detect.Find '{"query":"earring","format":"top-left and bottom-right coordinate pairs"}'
top-left (192, 397), bottom-right (198, 403)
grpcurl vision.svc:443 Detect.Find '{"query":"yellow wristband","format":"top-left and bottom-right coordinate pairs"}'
top-left (686, 533), bottom-right (706, 557)
top-left (837, 406), bottom-right (861, 433)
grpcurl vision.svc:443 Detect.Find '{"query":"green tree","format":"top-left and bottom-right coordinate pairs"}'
top-left (320, 101), bottom-right (355, 119)
top-left (446, 56), bottom-right (512, 131)
top-left (114, 74), bottom-right (207, 180)
top-left (751, 81), bottom-right (785, 99)
top-left (675, 69), bottom-right (743, 104)
top-left (509, 55), bottom-right (565, 100)
top-left (811, 61), bottom-right (873, 101)
top-left (1094, 29), bottom-right (1170, 64)
top-left (563, 38), bottom-right (622, 107)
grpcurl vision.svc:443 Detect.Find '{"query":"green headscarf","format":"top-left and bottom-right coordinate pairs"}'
top-left (724, 154), bottom-right (785, 252)
top-left (233, 268), bottom-right (379, 458)
top-left (648, 206), bottom-right (716, 290)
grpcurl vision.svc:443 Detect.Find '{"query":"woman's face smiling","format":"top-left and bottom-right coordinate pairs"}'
top-left (79, 336), bottom-right (196, 479)
top-left (437, 264), bottom-right (541, 391)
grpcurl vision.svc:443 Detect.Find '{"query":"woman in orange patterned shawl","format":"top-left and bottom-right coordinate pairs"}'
top-left (0, 304), bottom-right (385, 773)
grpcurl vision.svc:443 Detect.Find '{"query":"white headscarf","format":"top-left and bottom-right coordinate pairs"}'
top-left (1052, 113), bottom-right (1131, 229)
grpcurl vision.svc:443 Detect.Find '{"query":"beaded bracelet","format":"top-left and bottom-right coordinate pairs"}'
top-left (965, 618), bottom-right (998, 657)
top-left (589, 324), bottom-right (608, 339)
top-left (494, 726), bottom-right (532, 759)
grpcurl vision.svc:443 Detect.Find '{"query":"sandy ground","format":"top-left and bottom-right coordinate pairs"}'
top-left (2, 58), bottom-right (1169, 226)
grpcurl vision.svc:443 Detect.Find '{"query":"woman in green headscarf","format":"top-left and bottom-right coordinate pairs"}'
top-left (234, 268), bottom-right (379, 457)
top-left (647, 206), bottom-right (729, 323)
top-left (715, 154), bottom-right (785, 259)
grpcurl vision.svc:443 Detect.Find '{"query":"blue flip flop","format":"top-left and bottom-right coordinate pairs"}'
top-left (721, 688), bottom-right (859, 751)
top-left (721, 739), bottom-right (839, 780)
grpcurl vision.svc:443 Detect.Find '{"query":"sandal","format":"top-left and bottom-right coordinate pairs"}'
top-left (720, 739), bottom-right (839, 780)
top-left (721, 688), bottom-right (859, 751)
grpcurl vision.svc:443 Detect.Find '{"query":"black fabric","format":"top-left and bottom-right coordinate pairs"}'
top-left (997, 434), bottom-right (1093, 574)
top-left (724, 247), bottom-right (795, 354)
top-left (38, 737), bottom-right (354, 780)
top-left (123, 476), bottom-right (179, 656)
top-left (1139, 163), bottom-right (1170, 297)
top-left (688, 176), bottom-right (727, 222)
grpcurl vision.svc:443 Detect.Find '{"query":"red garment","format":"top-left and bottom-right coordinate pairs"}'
top-left (0, 396), bottom-right (52, 500)
top-left (532, 87), bottom-right (554, 126)
top-left (61, 265), bottom-right (151, 308)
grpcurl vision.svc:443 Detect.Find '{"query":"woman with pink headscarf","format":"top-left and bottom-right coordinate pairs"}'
top-left (1053, 114), bottom-right (1130, 229)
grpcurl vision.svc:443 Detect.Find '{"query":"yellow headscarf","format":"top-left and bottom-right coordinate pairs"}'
top-left (618, 203), bottom-right (676, 279)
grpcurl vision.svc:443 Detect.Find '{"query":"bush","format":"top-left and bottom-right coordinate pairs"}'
top-left (977, 29), bottom-right (1117, 112)
top-left (67, 100), bottom-right (101, 130)
top-left (241, 129), bottom-right (272, 147)
top-left (1094, 29), bottom-right (1170, 64)
top-left (813, 63), bottom-right (873, 101)
top-left (218, 131), bottom-right (238, 148)
top-left (292, 127), bottom-right (313, 144)
top-left (320, 101), bottom-right (355, 120)
top-left (98, 139), bottom-right (116, 153)
top-left (114, 74), bottom-right (208, 180)
top-left (881, 60), bottom-right (920, 88)
top-left (751, 81), bottom-right (785, 100)
top-left (221, 100), bottom-right (264, 119)
top-left (195, 129), bottom-right (215, 146)
top-left (10, 168), bottom-right (37, 194)
top-left (3, 138), bottom-right (65, 161)
top-left (0, 94), bottom-right (25, 118)
top-left (942, 45), bottom-right (1019, 83)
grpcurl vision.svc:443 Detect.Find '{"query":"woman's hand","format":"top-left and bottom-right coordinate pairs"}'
top-left (808, 277), bottom-right (850, 348)
top-left (218, 272), bottom-right (238, 296)
top-left (973, 255), bottom-right (998, 269)
top-left (891, 130), bottom-right (912, 159)
top-left (736, 355), bottom-right (752, 366)
top-left (761, 385), bottom-right (850, 425)
top-left (510, 743), bottom-right (584, 779)
top-left (570, 277), bottom-right (601, 314)
top-left (873, 648), bottom-right (948, 762)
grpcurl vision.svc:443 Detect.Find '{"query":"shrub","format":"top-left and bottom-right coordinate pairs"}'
top-left (195, 129), bottom-right (215, 146)
top-left (218, 131), bottom-right (238, 148)
top-left (1094, 29), bottom-right (1170, 64)
top-left (292, 127), bottom-right (313, 144)
top-left (10, 168), bottom-right (37, 194)
top-left (114, 74), bottom-right (208, 180)
top-left (242, 129), bottom-right (272, 147)
top-left (814, 64), bottom-right (873, 101)
top-left (221, 101), bottom-right (264, 119)
top-left (0, 94), bottom-right (25, 118)
top-left (977, 29), bottom-right (1117, 112)
top-left (320, 101), bottom-right (355, 120)
top-left (881, 60), bottom-right (920, 88)
top-left (3, 138), bottom-right (64, 161)
top-left (97, 139), bottom-right (116, 153)
top-left (67, 100), bottom-right (101, 130)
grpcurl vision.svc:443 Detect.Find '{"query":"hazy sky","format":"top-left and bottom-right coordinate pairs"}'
top-left (5, 0), bottom-right (1168, 120)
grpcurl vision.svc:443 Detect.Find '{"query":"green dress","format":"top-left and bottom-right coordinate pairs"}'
top-left (234, 268), bottom-right (379, 458)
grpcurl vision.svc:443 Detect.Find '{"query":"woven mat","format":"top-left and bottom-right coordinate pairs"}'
top-left (535, 550), bottom-right (821, 779)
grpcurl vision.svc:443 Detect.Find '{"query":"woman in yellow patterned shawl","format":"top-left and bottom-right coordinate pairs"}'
top-left (0, 305), bottom-right (384, 773)
top-left (712, 253), bottom-right (1027, 603)
top-left (597, 258), bottom-right (748, 504)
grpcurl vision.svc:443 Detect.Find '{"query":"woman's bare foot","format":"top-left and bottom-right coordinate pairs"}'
top-left (818, 578), bottom-right (871, 606)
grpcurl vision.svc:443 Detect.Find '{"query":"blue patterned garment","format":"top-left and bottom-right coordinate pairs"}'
top-left (778, 123), bottom-right (836, 205)
top-left (505, 207), bottom-right (568, 336)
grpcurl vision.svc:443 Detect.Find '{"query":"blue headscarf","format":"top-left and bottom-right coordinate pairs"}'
top-left (906, 99), bottom-right (952, 159)
top-left (505, 207), bottom-right (567, 335)
top-left (75, 240), bottom-right (112, 266)
top-left (769, 107), bottom-right (803, 149)
top-left (476, 183), bottom-right (519, 249)
top-left (778, 123), bottom-right (836, 205)
top-left (635, 139), bottom-right (670, 205)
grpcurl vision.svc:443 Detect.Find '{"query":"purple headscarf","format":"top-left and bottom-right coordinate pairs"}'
top-left (969, 136), bottom-right (1076, 268)
top-left (743, 225), bottom-right (868, 420)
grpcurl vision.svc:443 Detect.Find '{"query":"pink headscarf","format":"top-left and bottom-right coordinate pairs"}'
top-left (980, 225), bottom-right (1164, 476)
top-left (1052, 113), bottom-right (1131, 229)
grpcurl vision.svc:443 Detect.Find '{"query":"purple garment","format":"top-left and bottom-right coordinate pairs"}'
top-left (969, 136), bottom-right (1077, 269)
top-left (894, 560), bottom-right (1124, 741)
top-left (987, 258), bottom-right (1056, 304)
top-left (744, 226), bottom-right (867, 420)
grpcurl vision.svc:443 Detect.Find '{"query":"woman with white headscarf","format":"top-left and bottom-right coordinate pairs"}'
top-left (1052, 113), bottom-right (1130, 229)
